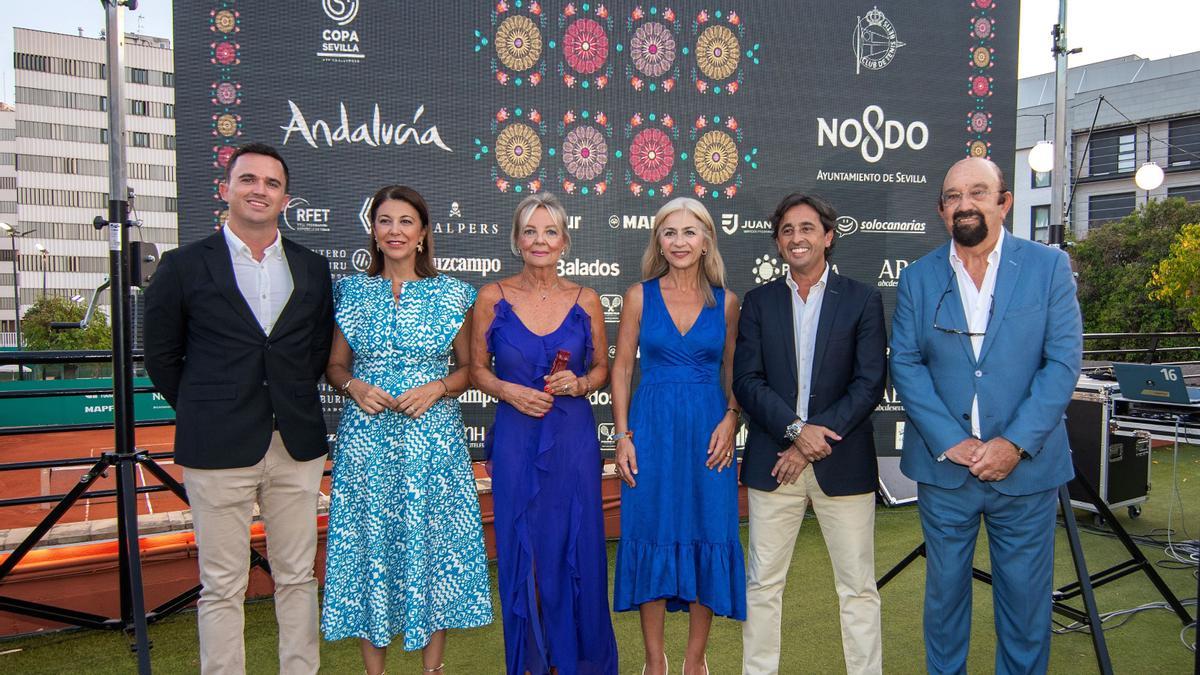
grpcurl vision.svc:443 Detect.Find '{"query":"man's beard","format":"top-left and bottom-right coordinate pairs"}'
top-left (951, 210), bottom-right (988, 247)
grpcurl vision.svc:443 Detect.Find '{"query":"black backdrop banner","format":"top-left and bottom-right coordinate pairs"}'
top-left (175, 0), bottom-right (1019, 459)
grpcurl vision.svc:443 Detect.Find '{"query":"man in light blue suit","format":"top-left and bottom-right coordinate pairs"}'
top-left (890, 157), bottom-right (1082, 674)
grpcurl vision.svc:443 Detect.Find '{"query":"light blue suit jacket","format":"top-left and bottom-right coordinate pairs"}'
top-left (890, 235), bottom-right (1082, 496)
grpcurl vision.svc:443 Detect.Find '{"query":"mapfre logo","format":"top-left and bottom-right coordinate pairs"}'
top-left (319, 0), bottom-right (363, 61)
top-left (558, 258), bottom-right (621, 277)
top-left (609, 214), bottom-right (654, 229)
top-left (853, 7), bottom-right (905, 75)
top-left (720, 213), bottom-right (773, 236)
top-left (600, 294), bottom-right (624, 323)
top-left (283, 197), bottom-right (331, 233)
top-left (877, 259), bottom-right (909, 287)
top-left (836, 215), bottom-right (926, 237)
top-left (817, 105), bottom-right (928, 163)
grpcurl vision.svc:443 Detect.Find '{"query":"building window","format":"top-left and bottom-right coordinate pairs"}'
top-left (1031, 169), bottom-right (1051, 189)
top-left (1168, 117), bottom-right (1200, 168)
top-left (161, 72), bottom-right (175, 87)
top-left (131, 132), bottom-right (150, 148)
top-left (1087, 192), bottom-right (1136, 230)
top-left (1167, 185), bottom-right (1200, 203)
top-left (164, 103), bottom-right (175, 119)
top-left (1031, 205), bottom-right (1050, 243)
top-left (130, 99), bottom-right (149, 116)
top-left (128, 67), bottom-right (149, 84)
top-left (1088, 128), bottom-right (1136, 177)
top-left (99, 96), bottom-right (108, 112)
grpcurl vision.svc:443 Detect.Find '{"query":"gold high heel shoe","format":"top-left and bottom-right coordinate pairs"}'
top-left (641, 653), bottom-right (668, 675)
top-left (681, 655), bottom-right (709, 675)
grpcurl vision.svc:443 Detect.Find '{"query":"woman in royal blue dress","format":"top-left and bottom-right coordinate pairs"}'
top-left (469, 192), bottom-right (618, 675)
top-left (611, 197), bottom-right (746, 675)
top-left (323, 185), bottom-right (493, 675)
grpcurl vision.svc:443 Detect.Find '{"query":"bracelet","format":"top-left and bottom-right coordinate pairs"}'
top-left (438, 379), bottom-right (449, 396)
top-left (581, 374), bottom-right (592, 394)
top-left (726, 407), bottom-right (740, 417)
top-left (607, 430), bottom-right (634, 442)
top-left (338, 377), bottom-right (356, 394)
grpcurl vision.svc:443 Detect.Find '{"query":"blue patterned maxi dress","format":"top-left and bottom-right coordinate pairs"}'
top-left (322, 273), bottom-right (493, 650)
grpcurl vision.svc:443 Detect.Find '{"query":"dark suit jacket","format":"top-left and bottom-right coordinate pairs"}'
top-left (143, 231), bottom-right (334, 469)
top-left (733, 272), bottom-right (887, 495)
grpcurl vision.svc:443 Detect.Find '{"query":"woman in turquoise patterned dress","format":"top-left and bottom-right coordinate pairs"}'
top-left (323, 185), bottom-right (492, 675)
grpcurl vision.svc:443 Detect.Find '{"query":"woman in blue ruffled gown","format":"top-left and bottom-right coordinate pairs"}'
top-left (611, 197), bottom-right (746, 675)
top-left (323, 185), bottom-right (492, 675)
top-left (469, 192), bottom-right (618, 675)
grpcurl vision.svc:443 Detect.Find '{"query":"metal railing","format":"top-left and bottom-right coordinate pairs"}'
top-left (1082, 331), bottom-right (1200, 364)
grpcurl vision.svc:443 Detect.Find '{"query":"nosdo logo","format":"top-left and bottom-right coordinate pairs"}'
top-left (351, 248), bottom-right (372, 272)
top-left (322, 0), bottom-right (359, 26)
top-left (600, 294), bottom-right (624, 322)
top-left (817, 105), bottom-right (929, 163)
top-left (558, 258), bottom-right (621, 277)
top-left (609, 214), bottom-right (654, 229)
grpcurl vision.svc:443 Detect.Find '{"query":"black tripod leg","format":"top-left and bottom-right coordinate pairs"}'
top-left (1072, 466), bottom-right (1193, 624)
top-left (1059, 485), bottom-right (1113, 675)
top-left (136, 454), bottom-right (189, 503)
top-left (113, 455), bottom-right (151, 674)
top-left (877, 542), bottom-right (925, 589)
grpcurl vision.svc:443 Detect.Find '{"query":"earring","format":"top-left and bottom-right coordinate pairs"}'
top-left (702, 249), bottom-right (708, 256)
top-left (416, 240), bottom-right (424, 253)
top-left (659, 248), bottom-right (665, 256)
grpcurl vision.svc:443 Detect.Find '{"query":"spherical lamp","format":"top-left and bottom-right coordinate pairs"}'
top-left (1028, 140), bottom-right (1054, 174)
top-left (1134, 161), bottom-right (1164, 191)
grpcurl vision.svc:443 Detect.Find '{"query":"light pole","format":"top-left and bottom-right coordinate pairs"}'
top-left (33, 243), bottom-right (48, 297)
top-left (0, 223), bottom-right (22, 349)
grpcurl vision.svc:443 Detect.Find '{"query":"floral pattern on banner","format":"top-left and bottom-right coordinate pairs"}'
top-left (554, 3), bottom-right (614, 90)
top-left (474, 107), bottom-right (547, 194)
top-left (690, 8), bottom-right (760, 95)
top-left (207, 2), bottom-right (241, 230)
top-left (475, 1), bottom-right (547, 87)
top-left (624, 111), bottom-right (679, 198)
top-left (620, 6), bottom-right (681, 93)
top-left (966, 0), bottom-right (997, 158)
top-left (556, 109), bottom-right (614, 196)
top-left (688, 113), bottom-right (758, 199)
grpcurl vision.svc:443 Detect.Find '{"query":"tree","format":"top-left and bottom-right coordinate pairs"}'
top-left (1070, 197), bottom-right (1200, 334)
top-left (1150, 222), bottom-right (1200, 331)
top-left (22, 296), bottom-right (112, 351)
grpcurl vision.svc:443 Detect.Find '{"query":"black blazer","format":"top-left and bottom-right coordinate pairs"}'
top-left (143, 231), bottom-right (334, 469)
top-left (732, 272), bottom-right (887, 495)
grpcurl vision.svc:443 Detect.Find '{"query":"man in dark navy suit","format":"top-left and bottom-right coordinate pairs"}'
top-left (144, 143), bottom-right (333, 675)
top-left (734, 193), bottom-right (887, 675)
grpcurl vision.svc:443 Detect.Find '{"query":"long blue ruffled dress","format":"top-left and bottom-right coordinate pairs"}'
top-left (613, 278), bottom-right (747, 619)
top-left (485, 290), bottom-right (619, 675)
top-left (322, 274), bottom-right (493, 650)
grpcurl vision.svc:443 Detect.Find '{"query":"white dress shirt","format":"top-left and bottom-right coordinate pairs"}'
top-left (223, 225), bottom-right (294, 335)
top-left (948, 227), bottom-right (1004, 439)
top-left (784, 264), bottom-right (830, 421)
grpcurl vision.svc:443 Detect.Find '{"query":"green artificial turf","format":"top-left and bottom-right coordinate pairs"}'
top-left (2, 444), bottom-right (1196, 674)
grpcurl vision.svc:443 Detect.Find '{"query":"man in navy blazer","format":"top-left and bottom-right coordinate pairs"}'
top-left (145, 143), bottom-right (333, 674)
top-left (734, 193), bottom-right (887, 674)
top-left (890, 157), bottom-right (1082, 674)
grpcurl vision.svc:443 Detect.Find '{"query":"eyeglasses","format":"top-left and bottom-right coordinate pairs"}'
top-left (933, 276), bottom-right (989, 337)
top-left (940, 188), bottom-right (999, 209)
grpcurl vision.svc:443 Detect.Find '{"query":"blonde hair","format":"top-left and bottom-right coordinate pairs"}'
top-left (640, 197), bottom-right (727, 307)
top-left (510, 192), bottom-right (571, 257)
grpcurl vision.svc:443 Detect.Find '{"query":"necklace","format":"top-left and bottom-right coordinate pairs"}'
top-left (522, 274), bottom-right (560, 302)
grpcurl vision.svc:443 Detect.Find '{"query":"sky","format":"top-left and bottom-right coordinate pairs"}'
top-left (1, 1), bottom-right (1198, 102)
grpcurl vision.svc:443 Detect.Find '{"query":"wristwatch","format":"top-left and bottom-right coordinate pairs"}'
top-left (784, 419), bottom-right (805, 442)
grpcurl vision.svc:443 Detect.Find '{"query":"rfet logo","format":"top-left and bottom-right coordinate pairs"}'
top-left (283, 197), bottom-right (331, 233)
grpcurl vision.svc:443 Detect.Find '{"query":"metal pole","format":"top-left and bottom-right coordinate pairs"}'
top-left (10, 234), bottom-right (20, 351)
top-left (103, 2), bottom-right (151, 673)
top-left (1048, 0), bottom-right (1069, 247)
